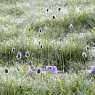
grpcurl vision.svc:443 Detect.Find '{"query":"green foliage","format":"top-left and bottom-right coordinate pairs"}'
top-left (29, 12), bottom-right (95, 40)
top-left (0, 71), bottom-right (95, 95)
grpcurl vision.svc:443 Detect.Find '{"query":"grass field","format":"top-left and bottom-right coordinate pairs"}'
top-left (0, 0), bottom-right (95, 95)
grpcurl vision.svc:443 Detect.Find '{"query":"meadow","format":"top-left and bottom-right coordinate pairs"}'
top-left (0, 0), bottom-right (95, 95)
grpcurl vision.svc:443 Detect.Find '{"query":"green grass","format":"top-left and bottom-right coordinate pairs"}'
top-left (0, 68), bottom-right (95, 95)
top-left (29, 12), bottom-right (95, 40)
top-left (0, 0), bottom-right (95, 94)
top-left (0, 11), bottom-right (94, 70)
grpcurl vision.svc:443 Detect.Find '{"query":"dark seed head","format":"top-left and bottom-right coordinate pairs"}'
top-left (47, 9), bottom-right (49, 12)
top-left (39, 28), bottom-right (42, 32)
top-left (17, 54), bottom-right (20, 58)
top-left (11, 48), bottom-right (16, 53)
top-left (37, 69), bottom-right (41, 74)
top-left (49, 67), bottom-right (52, 70)
top-left (58, 8), bottom-right (61, 11)
top-left (39, 41), bottom-right (41, 46)
top-left (5, 69), bottom-right (8, 73)
top-left (16, 51), bottom-right (22, 60)
top-left (53, 16), bottom-right (55, 19)
top-left (40, 29), bottom-right (41, 32)
top-left (41, 45), bottom-right (43, 48)
top-left (92, 56), bottom-right (95, 60)
top-left (25, 50), bottom-right (30, 58)
top-left (20, 86), bottom-right (22, 89)
top-left (29, 28), bottom-right (30, 31)
top-left (59, 38), bottom-right (62, 41)
top-left (28, 60), bottom-right (32, 65)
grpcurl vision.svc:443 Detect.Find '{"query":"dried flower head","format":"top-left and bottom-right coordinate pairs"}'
top-left (85, 45), bottom-right (90, 51)
top-left (40, 45), bottom-right (43, 48)
top-left (11, 47), bottom-right (16, 53)
top-left (90, 41), bottom-right (95, 46)
top-left (20, 86), bottom-right (22, 89)
top-left (39, 27), bottom-right (42, 32)
top-left (82, 52), bottom-right (87, 58)
top-left (29, 28), bottom-right (31, 31)
top-left (25, 50), bottom-right (30, 58)
top-left (16, 51), bottom-right (22, 60)
top-left (53, 16), bottom-right (55, 19)
top-left (69, 24), bottom-right (74, 30)
top-left (16, 61), bottom-right (20, 71)
top-left (47, 8), bottom-right (49, 12)
top-left (37, 69), bottom-right (41, 74)
top-left (28, 60), bottom-right (32, 65)
top-left (58, 8), bottom-right (61, 11)
top-left (5, 69), bottom-right (8, 73)
top-left (39, 41), bottom-right (41, 45)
